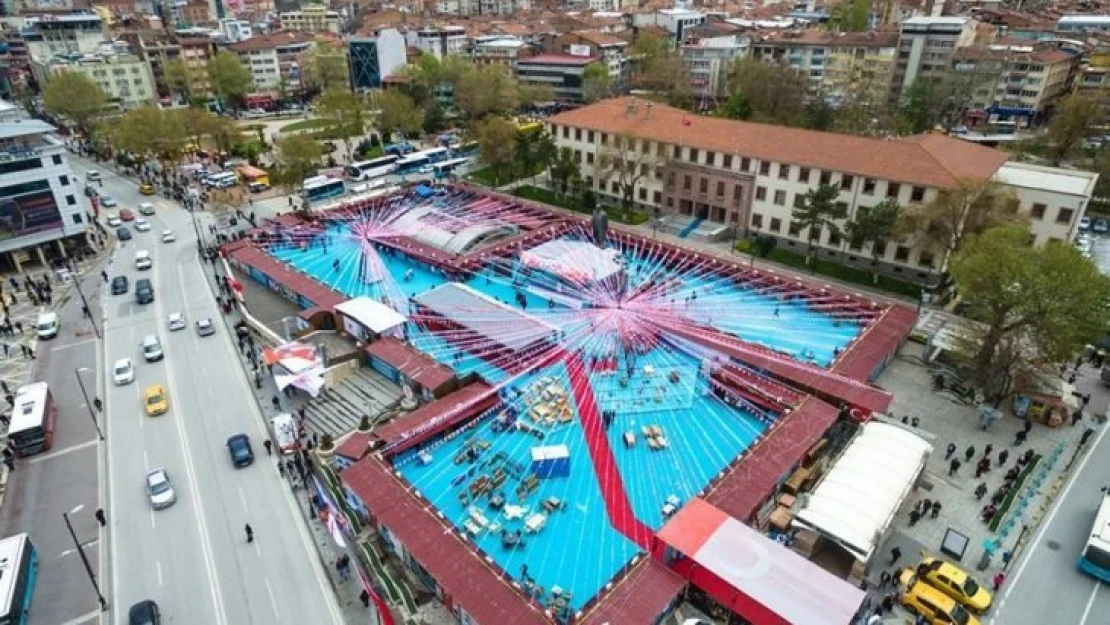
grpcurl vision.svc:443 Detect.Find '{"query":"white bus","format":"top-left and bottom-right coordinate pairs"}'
top-left (1078, 490), bottom-right (1110, 582)
top-left (7, 383), bottom-right (57, 457)
top-left (0, 533), bottom-right (38, 625)
top-left (202, 171), bottom-right (239, 189)
top-left (395, 147), bottom-right (451, 174)
top-left (432, 157), bottom-right (471, 179)
top-left (301, 176), bottom-right (346, 203)
top-left (345, 155), bottom-right (399, 181)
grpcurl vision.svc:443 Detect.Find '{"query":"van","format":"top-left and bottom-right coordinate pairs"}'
top-left (141, 334), bottom-right (164, 362)
top-left (35, 312), bottom-right (60, 340)
top-left (135, 278), bottom-right (154, 305)
top-left (135, 250), bottom-right (152, 271)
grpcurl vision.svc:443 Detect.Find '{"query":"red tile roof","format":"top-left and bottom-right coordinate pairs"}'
top-left (519, 53), bottom-right (598, 65)
top-left (831, 304), bottom-right (918, 382)
top-left (229, 30), bottom-right (314, 52)
top-left (334, 431), bottom-right (373, 462)
top-left (704, 396), bottom-right (839, 522)
top-left (364, 337), bottom-right (457, 392)
top-left (226, 243), bottom-right (347, 314)
top-left (342, 458), bottom-right (552, 625)
top-left (370, 381), bottom-right (499, 454)
top-left (579, 558), bottom-right (686, 625)
top-left (549, 97), bottom-right (1010, 189)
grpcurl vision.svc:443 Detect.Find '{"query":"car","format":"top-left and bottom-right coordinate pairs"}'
top-left (119, 208), bottom-right (135, 221)
top-left (227, 434), bottom-right (254, 467)
top-left (139, 183), bottom-right (155, 195)
top-left (1080, 216), bottom-right (1092, 232)
top-left (141, 334), bottom-right (163, 362)
top-left (117, 227), bottom-right (132, 241)
top-left (86, 171), bottom-right (102, 182)
top-left (899, 568), bottom-right (980, 625)
top-left (100, 195), bottom-right (117, 208)
top-left (135, 278), bottom-right (154, 304)
top-left (134, 218), bottom-right (151, 232)
top-left (1095, 218), bottom-right (1109, 234)
top-left (916, 558), bottom-right (992, 614)
top-left (113, 358), bottom-right (135, 385)
top-left (35, 311), bottom-right (59, 339)
top-left (111, 276), bottom-right (129, 295)
top-left (128, 600), bottom-right (161, 625)
top-left (167, 312), bottom-right (186, 331)
top-left (143, 384), bottom-right (169, 416)
top-left (135, 250), bottom-right (152, 270)
top-left (145, 468), bottom-right (177, 510)
top-left (161, 230), bottom-right (176, 243)
top-left (138, 202), bottom-right (155, 216)
top-left (196, 317), bottom-right (215, 337)
top-left (106, 215), bottom-right (122, 227)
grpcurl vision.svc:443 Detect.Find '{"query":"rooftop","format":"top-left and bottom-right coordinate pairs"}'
top-left (993, 161), bottom-right (1099, 197)
top-left (228, 30), bottom-right (314, 52)
top-left (518, 53), bottom-right (598, 66)
top-left (0, 119), bottom-right (56, 140)
top-left (753, 28), bottom-right (899, 47)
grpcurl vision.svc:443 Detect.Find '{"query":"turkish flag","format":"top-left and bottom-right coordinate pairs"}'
top-left (682, 117), bottom-right (692, 127)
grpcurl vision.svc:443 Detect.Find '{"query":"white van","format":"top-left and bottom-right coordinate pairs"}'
top-left (35, 311), bottom-right (60, 339)
top-left (135, 250), bottom-right (152, 270)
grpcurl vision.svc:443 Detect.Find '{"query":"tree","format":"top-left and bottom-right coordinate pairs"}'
top-left (582, 62), bottom-right (611, 103)
top-left (844, 198), bottom-right (902, 283)
top-left (513, 130), bottom-right (540, 181)
top-left (475, 117), bottom-right (518, 185)
top-left (162, 58), bottom-right (192, 101)
top-left (598, 134), bottom-right (661, 218)
top-left (549, 147), bottom-right (581, 196)
top-left (533, 131), bottom-right (558, 182)
top-left (209, 116), bottom-right (245, 157)
top-left (518, 83), bottom-right (555, 110)
top-left (629, 32), bottom-right (693, 107)
top-left (718, 92), bottom-right (752, 120)
top-left (422, 101), bottom-right (447, 134)
top-left (302, 47), bottom-right (349, 95)
top-left (727, 58), bottom-right (808, 127)
top-left (375, 90), bottom-right (423, 143)
top-left (455, 66), bottom-right (518, 123)
top-left (42, 72), bottom-right (106, 137)
top-left (103, 107), bottom-right (187, 165)
top-left (950, 225), bottom-right (1110, 396)
top-left (792, 183), bottom-right (845, 263)
top-left (207, 50), bottom-right (252, 110)
top-left (178, 107), bottom-right (219, 149)
top-left (272, 134), bottom-right (323, 195)
top-left (315, 87), bottom-right (365, 159)
top-left (1047, 93), bottom-right (1104, 165)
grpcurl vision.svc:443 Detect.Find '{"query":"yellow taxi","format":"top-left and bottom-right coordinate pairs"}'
top-left (917, 557), bottom-right (993, 613)
top-left (139, 182), bottom-right (155, 195)
top-left (899, 568), bottom-right (980, 625)
top-left (144, 384), bottom-right (169, 416)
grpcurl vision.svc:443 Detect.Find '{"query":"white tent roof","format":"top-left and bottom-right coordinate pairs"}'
top-left (520, 239), bottom-right (623, 283)
top-left (794, 422), bottom-right (932, 561)
top-left (334, 296), bottom-right (407, 334)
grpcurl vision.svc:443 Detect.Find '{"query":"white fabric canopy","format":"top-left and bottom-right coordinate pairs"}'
top-left (520, 240), bottom-right (623, 284)
top-left (334, 296), bottom-right (407, 334)
top-left (794, 422), bottom-right (932, 561)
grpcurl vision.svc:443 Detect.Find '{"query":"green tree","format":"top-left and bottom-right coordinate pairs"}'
top-left (302, 47), bottom-right (349, 95)
top-left (315, 87), bottom-right (365, 159)
top-left (375, 90), bottom-right (423, 143)
top-left (844, 198), bottom-right (902, 283)
top-left (1047, 93), bottom-right (1104, 165)
top-left (582, 62), bottom-right (611, 103)
top-left (42, 72), bottom-right (107, 137)
top-left (598, 133), bottom-right (662, 218)
top-left (178, 107), bottom-right (219, 149)
top-left (896, 81), bottom-right (936, 134)
top-left (950, 225), bottom-right (1110, 396)
top-left (422, 101), bottom-right (447, 134)
top-left (549, 147), bottom-right (581, 196)
top-left (475, 117), bottom-right (519, 185)
top-left (455, 66), bottom-right (518, 123)
top-left (727, 57), bottom-right (808, 126)
top-left (210, 116), bottom-right (246, 156)
top-left (162, 58), bottom-right (192, 101)
top-left (629, 32), bottom-right (693, 107)
top-left (513, 130), bottom-right (539, 181)
top-left (104, 107), bottom-right (187, 165)
top-left (207, 50), bottom-right (252, 110)
top-left (718, 92), bottom-right (752, 120)
top-left (791, 183), bottom-right (846, 264)
top-left (804, 98), bottom-right (836, 131)
top-left (272, 134), bottom-right (323, 196)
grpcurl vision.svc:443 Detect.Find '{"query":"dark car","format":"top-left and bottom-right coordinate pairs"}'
top-left (135, 278), bottom-right (154, 305)
top-left (111, 276), bottom-right (129, 295)
top-left (227, 434), bottom-right (254, 467)
top-left (117, 227), bottom-right (132, 241)
top-left (128, 600), bottom-right (161, 625)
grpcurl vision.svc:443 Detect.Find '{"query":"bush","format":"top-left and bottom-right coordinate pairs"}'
top-left (744, 244), bottom-right (924, 298)
top-left (512, 185), bottom-right (651, 225)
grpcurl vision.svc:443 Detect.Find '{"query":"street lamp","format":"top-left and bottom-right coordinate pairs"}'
top-left (73, 276), bottom-right (100, 339)
top-left (749, 224), bottom-right (760, 268)
top-left (74, 367), bottom-right (104, 441)
top-left (62, 504), bottom-right (109, 611)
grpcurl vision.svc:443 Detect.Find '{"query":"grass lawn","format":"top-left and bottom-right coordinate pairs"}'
top-left (279, 118), bottom-right (332, 133)
top-left (513, 185), bottom-right (651, 226)
top-left (736, 239), bottom-right (924, 298)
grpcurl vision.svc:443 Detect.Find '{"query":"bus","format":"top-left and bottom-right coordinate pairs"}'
top-left (0, 534), bottom-right (38, 625)
top-left (432, 157), bottom-right (471, 180)
top-left (302, 176), bottom-right (346, 203)
top-left (7, 383), bottom-right (56, 457)
top-left (345, 155), bottom-right (399, 181)
top-left (395, 148), bottom-right (451, 174)
top-left (383, 142), bottom-right (415, 156)
top-left (1078, 489), bottom-right (1110, 581)
top-left (236, 165), bottom-right (270, 190)
top-left (450, 141), bottom-right (479, 158)
top-left (202, 171), bottom-right (239, 189)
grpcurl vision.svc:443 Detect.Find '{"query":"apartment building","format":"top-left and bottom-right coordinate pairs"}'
top-left (750, 29), bottom-right (899, 103)
top-left (681, 34), bottom-right (750, 97)
top-left (348, 29), bottom-right (406, 91)
top-left (543, 31), bottom-right (628, 84)
top-left (456, 0), bottom-right (531, 16)
top-left (893, 16), bottom-right (977, 97)
top-left (993, 162), bottom-right (1095, 246)
top-left (220, 18), bottom-right (253, 42)
top-left (956, 43), bottom-right (1079, 128)
top-left (472, 38), bottom-right (533, 69)
top-left (0, 99), bottom-right (88, 269)
top-left (36, 45), bottom-right (157, 108)
top-left (278, 4), bottom-right (341, 35)
top-left (138, 32), bottom-right (217, 100)
top-left (409, 25), bottom-right (468, 59)
top-left (515, 54), bottom-right (596, 102)
top-left (21, 13), bottom-right (105, 63)
top-left (1055, 15), bottom-right (1110, 35)
top-left (230, 30), bottom-right (313, 95)
top-left (632, 6), bottom-right (706, 44)
top-left (547, 97), bottom-right (1089, 284)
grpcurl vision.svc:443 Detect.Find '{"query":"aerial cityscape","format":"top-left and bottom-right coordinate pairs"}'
top-left (0, 0), bottom-right (1109, 624)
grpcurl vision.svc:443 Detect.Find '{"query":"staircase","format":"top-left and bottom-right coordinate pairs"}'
top-left (678, 217), bottom-right (705, 239)
top-left (303, 367), bottom-right (404, 437)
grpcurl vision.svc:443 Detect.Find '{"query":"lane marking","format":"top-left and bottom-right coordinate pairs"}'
top-left (59, 537), bottom-right (100, 558)
top-left (142, 450), bottom-right (149, 468)
top-left (49, 338), bottom-right (98, 352)
top-left (58, 609), bottom-right (100, 625)
top-left (264, 577), bottom-right (281, 620)
top-left (1080, 580), bottom-right (1101, 625)
top-left (28, 439), bottom-right (98, 464)
top-left (238, 486), bottom-right (250, 513)
top-left (156, 560), bottom-right (163, 587)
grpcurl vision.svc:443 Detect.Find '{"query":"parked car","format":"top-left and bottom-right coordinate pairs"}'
top-left (226, 434), bottom-right (254, 467)
top-left (111, 276), bottom-right (129, 295)
top-left (1080, 216), bottom-right (1092, 232)
top-left (161, 230), bottom-right (176, 243)
top-left (899, 568), bottom-right (981, 625)
top-left (86, 171), bottom-right (102, 182)
top-left (100, 195), bottom-right (117, 208)
top-left (128, 600), bottom-right (161, 625)
top-left (141, 334), bottom-right (164, 362)
top-left (135, 278), bottom-right (154, 304)
top-left (106, 214), bottom-right (122, 227)
top-left (167, 312), bottom-right (186, 331)
top-left (1095, 218), bottom-right (1109, 234)
top-left (135, 218), bottom-right (151, 232)
top-left (117, 227), bottom-right (132, 241)
top-left (915, 558), bottom-right (992, 614)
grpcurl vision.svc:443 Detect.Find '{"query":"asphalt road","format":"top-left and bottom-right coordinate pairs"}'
top-left (75, 160), bottom-right (344, 625)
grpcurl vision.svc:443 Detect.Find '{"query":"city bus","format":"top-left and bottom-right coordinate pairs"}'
top-left (383, 142), bottom-right (415, 156)
top-left (432, 157), bottom-right (471, 180)
top-left (395, 147), bottom-right (450, 174)
top-left (202, 171), bottom-right (239, 189)
top-left (450, 141), bottom-right (479, 158)
top-left (236, 165), bottom-right (270, 190)
top-left (7, 383), bottom-right (56, 457)
top-left (1078, 489), bottom-right (1110, 581)
top-left (0, 533), bottom-right (38, 625)
top-left (345, 155), bottom-right (399, 181)
top-left (301, 176), bottom-right (346, 203)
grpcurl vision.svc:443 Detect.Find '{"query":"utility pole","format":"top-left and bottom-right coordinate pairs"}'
top-left (63, 505), bottom-right (109, 611)
top-left (74, 368), bottom-right (104, 440)
top-left (73, 277), bottom-right (100, 339)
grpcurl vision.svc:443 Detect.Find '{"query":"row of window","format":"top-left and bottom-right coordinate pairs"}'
top-left (750, 212), bottom-right (935, 267)
top-left (1030, 202), bottom-right (1075, 225)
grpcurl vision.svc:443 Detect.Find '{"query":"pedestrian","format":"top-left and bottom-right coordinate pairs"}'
top-left (948, 457), bottom-right (961, 476)
top-left (984, 443), bottom-right (993, 458)
top-left (93, 397), bottom-right (102, 412)
top-left (909, 508), bottom-right (922, 526)
top-left (271, 395), bottom-right (280, 410)
top-left (1014, 429), bottom-right (1028, 446)
top-left (264, 439), bottom-right (273, 455)
top-left (945, 442), bottom-right (956, 460)
top-left (2, 344), bottom-right (8, 358)
top-left (95, 508), bottom-right (106, 527)
top-left (878, 570), bottom-right (891, 588)
top-left (101, 270), bottom-right (108, 282)
top-left (1023, 418), bottom-right (1033, 434)
top-left (975, 482), bottom-right (988, 500)
top-left (359, 589), bottom-right (370, 608)
top-left (964, 445), bottom-right (976, 462)
top-left (880, 594), bottom-right (894, 613)
top-left (930, 501), bottom-right (942, 519)
top-left (298, 407), bottom-right (306, 421)
top-left (992, 571), bottom-right (1005, 591)
top-left (245, 524), bottom-right (254, 543)
top-left (277, 461), bottom-right (286, 477)
top-left (335, 558), bottom-right (346, 579)
top-left (889, 546), bottom-right (902, 565)
top-left (15, 321), bottom-right (22, 334)
top-left (975, 457), bottom-right (990, 479)
top-left (1072, 409), bottom-right (1084, 426)
top-left (1081, 427), bottom-right (1095, 447)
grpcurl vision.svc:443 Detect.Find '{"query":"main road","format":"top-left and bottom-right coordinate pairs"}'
top-left (74, 159), bottom-right (344, 625)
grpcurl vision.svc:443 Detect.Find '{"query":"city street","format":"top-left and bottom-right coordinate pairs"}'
top-left (74, 159), bottom-right (344, 625)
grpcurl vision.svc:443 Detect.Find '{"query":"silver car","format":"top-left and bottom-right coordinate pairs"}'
top-left (146, 468), bottom-right (177, 510)
top-left (196, 318), bottom-right (215, 337)
top-left (167, 312), bottom-right (186, 331)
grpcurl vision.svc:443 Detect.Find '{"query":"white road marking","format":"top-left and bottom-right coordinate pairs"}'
top-left (28, 439), bottom-right (98, 464)
top-left (50, 338), bottom-right (98, 352)
top-left (1080, 580), bottom-right (1101, 624)
top-left (156, 560), bottom-right (164, 587)
top-left (142, 450), bottom-right (149, 468)
top-left (264, 576), bottom-right (281, 620)
top-left (59, 537), bottom-right (100, 558)
top-left (238, 486), bottom-right (250, 513)
top-left (57, 609), bottom-right (100, 625)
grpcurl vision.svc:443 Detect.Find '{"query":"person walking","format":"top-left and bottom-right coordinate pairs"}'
top-left (93, 397), bottom-right (102, 412)
top-left (964, 445), bottom-right (976, 462)
top-left (359, 589), bottom-right (370, 608)
top-left (930, 501), bottom-right (942, 519)
top-left (889, 546), bottom-right (902, 565)
top-left (945, 442), bottom-right (957, 460)
top-left (998, 449), bottom-right (1010, 466)
top-left (992, 572), bottom-right (1006, 591)
top-left (948, 457), bottom-right (961, 476)
top-left (1081, 427), bottom-right (1095, 447)
top-left (983, 444), bottom-right (993, 458)
top-left (101, 270), bottom-right (108, 282)
top-left (975, 457), bottom-right (990, 479)
top-left (1014, 429), bottom-right (1028, 446)
top-left (271, 395), bottom-right (280, 410)
top-left (245, 524), bottom-right (254, 543)
top-left (95, 509), bottom-right (106, 527)
top-left (975, 482), bottom-right (988, 500)
top-left (263, 439), bottom-right (273, 455)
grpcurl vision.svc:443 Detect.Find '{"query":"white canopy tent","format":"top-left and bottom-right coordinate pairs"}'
top-left (520, 240), bottom-right (624, 284)
top-left (334, 296), bottom-right (407, 341)
top-left (793, 422), bottom-right (932, 561)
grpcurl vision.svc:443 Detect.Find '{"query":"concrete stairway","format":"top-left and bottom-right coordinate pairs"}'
top-left (303, 367), bottom-right (404, 437)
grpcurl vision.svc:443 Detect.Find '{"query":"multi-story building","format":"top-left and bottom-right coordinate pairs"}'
top-left (993, 162), bottom-right (1096, 247)
top-left (547, 97), bottom-right (1091, 284)
top-left (408, 25), bottom-right (468, 59)
top-left (631, 6), bottom-right (706, 44)
top-left (544, 30), bottom-right (628, 85)
top-left (348, 29), bottom-right (406, 91)
top-left (139, 32), bottom-right (217, 101)
top-left (278, 4), bottom-right (341, 35)
top-left (0, 99), bottom-right (88, 270)
top-left (179, 0), bottom-right (214, 27)
top-left (456, 0), bottom-right (530, 15)
top-left (220, 18), bottom-right (253, 42)
top-left (680, 34), bottom-right (750, 98)
top-left (515, 54), bottom-right (596, 102)
top-left (230, 30), bottom-right (313, 95)
top-left (750, 29), bottom-right (898, 103)
top-left (36, 44), bottom-right (157, 108)
top-left (893, 16), bottom-right (977, 97)
top-left (1055, 15), bottom-right (1110, 35)
top-left (956, 43), bottom-right (1079, 128)
top-left (471, 38), bottom-right (533, 69)
top-left (21, 13), bottom-right (106, 63)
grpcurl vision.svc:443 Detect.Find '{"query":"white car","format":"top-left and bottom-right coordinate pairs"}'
top-left (134, 218), bottom-right (151, 232)
top-left (138, 202), bottom-right (155, 216)
top-left (161, 230), bottom-right (176, 243)
top-left (196, 318), bottom-right (215, 337)
top-left (167, 312), bottom-right (186, 331)
top-left (100, 195), bottom-right (117, 208)
top-left (106, 215), bottom-right (122, 227)
top-left (146, 468), bottom-right (177, 510)
top-left (86, 171), bottom-right (102, 181)
top-left (113, 358), bottom-right (135, 385)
